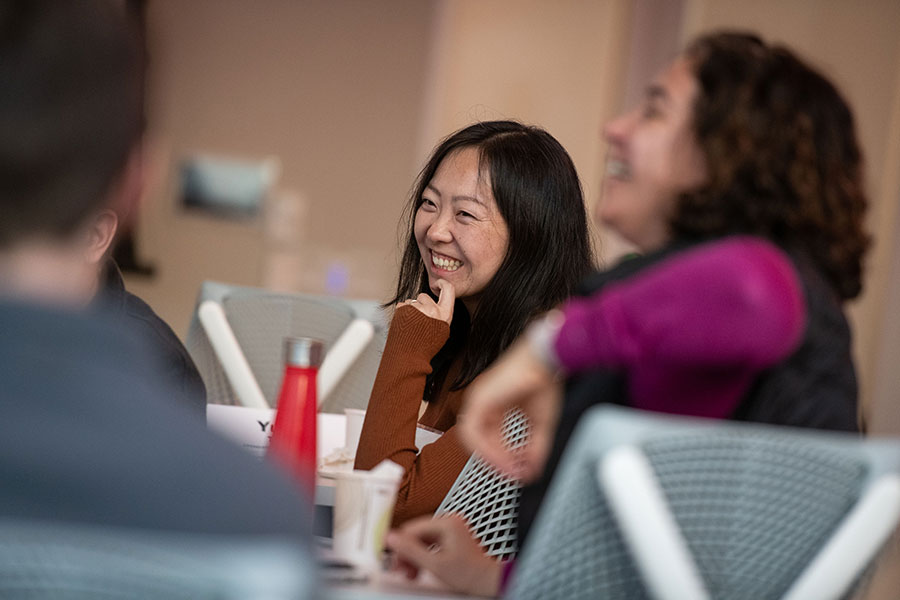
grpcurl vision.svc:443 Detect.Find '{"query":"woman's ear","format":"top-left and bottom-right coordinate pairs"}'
top-left (84, 209), bottom-right (119, 267)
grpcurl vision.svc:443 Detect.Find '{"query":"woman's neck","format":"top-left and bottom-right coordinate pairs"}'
top-left (461, 296), bottom-right (478, 316)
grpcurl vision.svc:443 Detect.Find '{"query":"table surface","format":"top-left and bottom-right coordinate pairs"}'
top-left (317, 534), bottom-right (476, 599)
top-left (327, 570), bottom-right (475, 599)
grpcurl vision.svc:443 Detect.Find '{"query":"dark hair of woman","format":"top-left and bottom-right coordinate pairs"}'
top-left (672, 31), bottom-right (870, 300)
top-left (388, 120), bottom-right (595, 397)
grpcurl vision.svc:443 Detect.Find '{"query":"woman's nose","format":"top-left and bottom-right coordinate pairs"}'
top-left (603, 110), bottom-right (633, 145)
top-left (426, 213), bottom-right (453, 244)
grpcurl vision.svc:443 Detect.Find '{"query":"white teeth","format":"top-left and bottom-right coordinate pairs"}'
top-left (431, 253), bottom-right (462, 272)
top-left (606, 159), bottom-right (630, 179)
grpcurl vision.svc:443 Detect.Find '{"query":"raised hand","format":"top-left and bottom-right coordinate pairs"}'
top-left (460, 336), bottom-right (563, 483)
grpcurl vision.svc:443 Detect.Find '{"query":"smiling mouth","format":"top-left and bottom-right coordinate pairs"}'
top-left (430, 250), bottom-right (463, 272)
top-left (606, 158), bottom-right (631, 180)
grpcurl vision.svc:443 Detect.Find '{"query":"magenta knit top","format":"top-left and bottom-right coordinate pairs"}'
top-left (552, 237), bottom-right (806, 419)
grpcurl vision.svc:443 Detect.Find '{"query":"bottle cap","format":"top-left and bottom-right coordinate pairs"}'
top-left (283, 337), bottom-right (325, 368)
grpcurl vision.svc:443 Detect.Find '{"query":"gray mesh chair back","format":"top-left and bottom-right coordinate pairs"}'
top-left (510, 406), bottom-right (900, 600)
top-left (186, 281), bottom-right (386, 413)
top-left (0, 519), bottom-right (316, 600)
top-left (435, 409), bottom-right (529, 560)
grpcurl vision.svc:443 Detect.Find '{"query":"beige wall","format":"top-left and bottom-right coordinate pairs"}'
top-left (127, 4), bottom-right (900, 592)
top-left (127, 0), bottom-right (435, 334)
top-left (417, 0), bottom-right (634, 264)
top-left (128, 0), bottom-right (640, 334)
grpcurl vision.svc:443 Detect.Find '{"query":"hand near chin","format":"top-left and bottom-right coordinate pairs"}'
top-left (400, 279), bottom-right (456, 325)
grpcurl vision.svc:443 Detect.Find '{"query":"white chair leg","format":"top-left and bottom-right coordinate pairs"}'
top-left (782, 474), bottom-right (900, 600)
top-left (198, 300), bottom-right (269, 409)
top-left (599, 445), bottom-right (710, 600)
top-left (317, 318), bottom-right (374, 406)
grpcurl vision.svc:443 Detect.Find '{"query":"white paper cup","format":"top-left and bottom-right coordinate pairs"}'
top-left (344, 408), bottom-right (366, 458)
top-left (332, 464), bottom-right (401, 571)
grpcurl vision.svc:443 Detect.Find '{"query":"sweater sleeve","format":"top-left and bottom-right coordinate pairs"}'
top-left (554, 237), bottom-right (806, 376)
top-left (354, 305), bottom-right (449, 472)
top-left (353, 305), bottom-right (471, 524)
top-left (389, 424), bottom-right (472, 526)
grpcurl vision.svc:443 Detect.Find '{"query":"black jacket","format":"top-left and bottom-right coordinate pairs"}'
top-left (516, 239), bottom-right (859, 548)
top-left (95, 260), bottom-right (206, 413)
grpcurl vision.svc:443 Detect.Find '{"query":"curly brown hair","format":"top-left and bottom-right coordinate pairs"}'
top-left (671, 31), bottom-right (870, 300)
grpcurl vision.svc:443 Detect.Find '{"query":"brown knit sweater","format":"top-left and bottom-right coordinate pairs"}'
top-left (353, 305), bottom-right (472, 526)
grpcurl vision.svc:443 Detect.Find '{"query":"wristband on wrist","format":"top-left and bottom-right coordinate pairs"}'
top-left (526, 309), bottom-right (565, 372)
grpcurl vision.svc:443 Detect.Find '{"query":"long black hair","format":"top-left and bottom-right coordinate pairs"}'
top-left (388, 120), bottom-right (595, 397)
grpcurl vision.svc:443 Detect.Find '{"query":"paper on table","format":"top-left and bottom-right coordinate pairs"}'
top-left (206, 404), bottom-right (345, 461)
top-left (206, 404), bottom-right (442, 460)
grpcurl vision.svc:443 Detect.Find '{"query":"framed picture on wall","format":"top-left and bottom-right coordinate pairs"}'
top-left (178, 154), bottom-right (280, 219)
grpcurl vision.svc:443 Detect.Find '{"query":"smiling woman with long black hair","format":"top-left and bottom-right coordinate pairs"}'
top-left (354, 120), bottom-right (594, 525)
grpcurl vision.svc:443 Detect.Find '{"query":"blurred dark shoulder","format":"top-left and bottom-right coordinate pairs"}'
top-left (734, 247), bottom-right (859, 432)
top-left (575, 239), bottom-right (697, 297)
top-left (94, 259), bottom-right (206, 413)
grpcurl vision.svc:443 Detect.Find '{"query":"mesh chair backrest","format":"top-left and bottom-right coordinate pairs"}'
top-left (645, 433), bottom-right (865, 598)
top-left (186, 312), bottom-right (238, 405)
top-left (436, 409), bottom-right (529, 560)
top-left (509, 448), bottom-right (650, 599)
top-left (186, 282), bottom-right (386, 413)
top-left (0, 519), bottom-right (316, 600)
top-left (223, 292), bottom-right (354, 407)
top-left (511, 407), bottom-right (882, 600)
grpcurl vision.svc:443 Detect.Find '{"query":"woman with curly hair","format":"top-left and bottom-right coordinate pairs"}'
top-left (386, 32), bottom-right (870, 597)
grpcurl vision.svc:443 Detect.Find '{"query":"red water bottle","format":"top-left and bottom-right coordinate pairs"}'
top-left (268, 337), bottom-right (323, 498)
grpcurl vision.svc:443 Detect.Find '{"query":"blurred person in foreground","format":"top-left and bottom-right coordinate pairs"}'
top-left (354, 121), bottom-right (594, 525)
top-left (386, 31), bottom-right (869, 596)
top-left (0, 4), bottom-right (205, 413)
top-left (0, 0), bottom-right (306, 538)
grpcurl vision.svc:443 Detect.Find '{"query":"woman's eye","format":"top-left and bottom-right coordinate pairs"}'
top-left (420, 198), bottom-right (437, 210)
top-left (457, 211), bottom-right (475, 220)
top-left (642, 103), bottom-right (661, 119)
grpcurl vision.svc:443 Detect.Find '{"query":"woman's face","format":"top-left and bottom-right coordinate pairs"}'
top-left (414, 147), bottom-right (510, 308)
top-left (598, 57), bottom-right (709, 252)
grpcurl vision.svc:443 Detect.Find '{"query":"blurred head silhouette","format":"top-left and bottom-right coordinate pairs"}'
top-left (0, 0), bottom-right (145, 305)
